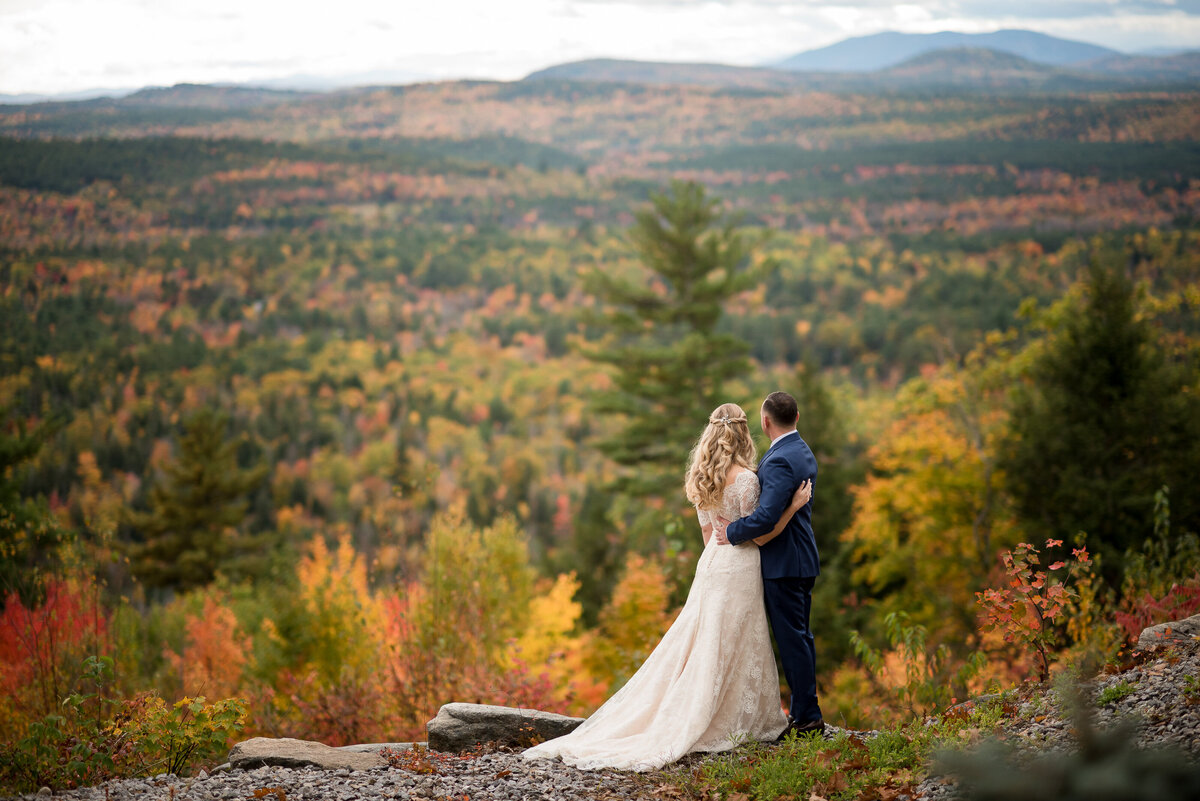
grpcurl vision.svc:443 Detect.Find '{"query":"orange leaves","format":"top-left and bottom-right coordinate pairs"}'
top-left (295, 532), bottom-right (384, 681)
top-left (975, 538), bottom-right (1094, 682)
top-left (842, 359), bottom-right (1018, 639)
top-left (165, 594), bottom-right (249, 702)
top-left (580, 553), bottom-right (673, 699)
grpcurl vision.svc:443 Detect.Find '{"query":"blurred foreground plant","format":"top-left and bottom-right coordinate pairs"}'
top-left (936, 678), bottom-right (1200, 801)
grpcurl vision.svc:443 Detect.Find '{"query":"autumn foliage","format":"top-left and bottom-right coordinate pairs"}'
top-left (2, 78), bottom-right (1200, 792)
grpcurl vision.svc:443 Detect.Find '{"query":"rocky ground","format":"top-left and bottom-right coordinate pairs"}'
top-left (918, 636), bottom-right (1200, 800)
top-left (29, 752), bottom-right (656, 801)
top-left (12, 629), bottom-right (1199, 801)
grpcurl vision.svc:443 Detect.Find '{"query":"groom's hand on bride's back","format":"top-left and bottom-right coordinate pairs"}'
top-left (713, 517), bottom-right (731, 545)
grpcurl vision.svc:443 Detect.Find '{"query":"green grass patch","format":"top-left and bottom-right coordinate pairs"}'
top-left (662, 701), bottom-right (1006, 801)
top-left (1182, 675), bottom-right (1199, 704)
top-left (1096, 681), bottom-right (1137, 706)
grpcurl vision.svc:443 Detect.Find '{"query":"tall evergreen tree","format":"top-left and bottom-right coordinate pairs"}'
top-left (791, 362), bottom-right (862, 555)
top-left (583, 180), bottom-right (768, 511)
top-left (0, 410), bottom-right (64, 606)
top-left (127, 410), bottom-right (268, 592)
top-left (1000, 256), bottom-right (1200, 581)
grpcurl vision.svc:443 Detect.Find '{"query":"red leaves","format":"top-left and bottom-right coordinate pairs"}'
top-left (975, 538), bottom-right (1093, 682)
top-left (1113, 583), bottom-right (1200, 643)
top-left (0, 579), bottom-right (111, 720)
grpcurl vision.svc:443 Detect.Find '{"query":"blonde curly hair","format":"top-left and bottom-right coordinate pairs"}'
top-left (684, 402), bottom-right (757, 511)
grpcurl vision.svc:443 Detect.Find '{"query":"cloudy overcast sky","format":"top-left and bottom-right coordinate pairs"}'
top-left (1, 0), bottom-right (1198, 96)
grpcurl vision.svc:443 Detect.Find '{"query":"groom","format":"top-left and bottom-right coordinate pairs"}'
top-left (713, 390), bottom-right (824, 737)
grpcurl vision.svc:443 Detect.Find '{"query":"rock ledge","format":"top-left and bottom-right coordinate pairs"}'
top-left (426, 702), bottom-right (584, 752)
top-left (227, 737), bottom-right (388, 771)
top-left (1136, 612), bottom-right (1200, 650)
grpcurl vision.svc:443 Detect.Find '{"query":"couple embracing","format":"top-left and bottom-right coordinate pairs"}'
top-left (524, 391), bottom-right (824, 772)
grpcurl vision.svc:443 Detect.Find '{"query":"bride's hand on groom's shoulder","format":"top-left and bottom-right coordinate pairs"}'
top-left (793, 479), bottom-right (812, 509)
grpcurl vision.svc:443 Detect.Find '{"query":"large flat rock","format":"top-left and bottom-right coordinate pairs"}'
top-left (426, 703), bottom-right (584, 753)
top-left (228, 737), bottom-right (387, 771)
top-left (1137, 613), bottom-right (1200, 651)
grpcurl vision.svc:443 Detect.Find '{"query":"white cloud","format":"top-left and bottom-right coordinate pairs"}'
top-left (0, 0), bottom-right (1197, 95)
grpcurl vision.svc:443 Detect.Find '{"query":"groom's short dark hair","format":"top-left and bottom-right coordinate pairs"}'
top-left (763, 391), bottom-right (799, 427)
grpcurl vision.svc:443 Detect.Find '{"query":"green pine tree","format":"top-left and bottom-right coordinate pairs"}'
top-left (1000, 255), bottom-right (1200, 582)
top-left (583, 180), bottom-right (768, 521)
top-left (126, 409), bottom-right (268, 592)
top-left (791, 361), bottom-right (862, 554)
top-left (0, 410), bottom-right (64, 606)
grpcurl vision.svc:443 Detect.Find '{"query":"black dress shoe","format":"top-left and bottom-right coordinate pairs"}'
top-left (777, 716), bottom-right (826, 741)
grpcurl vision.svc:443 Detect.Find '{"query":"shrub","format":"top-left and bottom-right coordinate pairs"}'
top-left (0, 655), bottom-right (246, 794)
top-left (850, 610), bottom-right (987, 723)
top-left (1114, 487), bottom-right (1200, 644)
top-left (976, 538), bottom-right (1093, 682)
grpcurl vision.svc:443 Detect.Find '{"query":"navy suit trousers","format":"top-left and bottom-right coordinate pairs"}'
top-left (763, 575), bottom-right (822, 724)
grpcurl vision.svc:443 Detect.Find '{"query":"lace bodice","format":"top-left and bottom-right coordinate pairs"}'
top-left (695, 469), bottom-right (759, 533)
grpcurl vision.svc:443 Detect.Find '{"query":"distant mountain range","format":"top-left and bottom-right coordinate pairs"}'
top-left (771, 29), bottom-right (1119, 72)
top-left (3, 29), bottom-right (1198, 106)
top-left (524, 47), bottom-right (1200, 92)
top-left (522, 28), bottom-right (1200, 91)
top-left (0, 69), bottom-right (430, 106)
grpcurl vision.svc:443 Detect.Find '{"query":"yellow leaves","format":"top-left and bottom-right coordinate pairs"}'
top-left (842, 364), bottom-right (1020, 639)
top-left (298, 533), bottom-right (376, 619)
top-left (862, 285), bottom-right (907, 310)
top-left (510, 573), bottom-right (586, 704)
top-left (72, 450), bottom-right (123, 538)
top-left (295, 532), bottom-right (385, 680)
top-left (516, 573), bottom-right (583, 668)
top-left (583, 553), bottom-right (674, 691)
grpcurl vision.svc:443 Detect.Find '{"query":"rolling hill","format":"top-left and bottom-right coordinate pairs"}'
top-left (524, 48), bottom-right (1200, 92)
top-left (772, 28), bottom-right (1120, 71)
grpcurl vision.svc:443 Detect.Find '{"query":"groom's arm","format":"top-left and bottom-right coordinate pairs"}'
top-left (722, 460), bottom-right (797, 545)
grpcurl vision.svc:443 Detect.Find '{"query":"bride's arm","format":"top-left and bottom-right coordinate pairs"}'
top-left (701, 522), bottom-right (713, 547)
top-left (751, 480), bottom-right (812, 547)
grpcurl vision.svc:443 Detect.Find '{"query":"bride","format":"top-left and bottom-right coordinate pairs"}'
top-left (522, 402), bottom-right (811, 771)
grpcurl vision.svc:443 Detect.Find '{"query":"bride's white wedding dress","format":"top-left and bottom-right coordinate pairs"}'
top-left (522, 470), bottom-right (787, 771)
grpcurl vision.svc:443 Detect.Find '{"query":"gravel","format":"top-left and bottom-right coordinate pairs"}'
top-left (9, 751), bottom-right (657, 801)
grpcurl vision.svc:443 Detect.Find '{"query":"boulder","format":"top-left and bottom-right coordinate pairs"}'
top-left (227, 737), bottom-right (386, 771)
top-left (1136, 613), bottom-right (1200, 651)
top-left (338, 742), bottom-right (421, 754)
top-left (426, 703), bottom-right (584, 753)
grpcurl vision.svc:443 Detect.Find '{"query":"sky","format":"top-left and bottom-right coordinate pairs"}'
top-left (1, 0), bottom-right (1199, 97)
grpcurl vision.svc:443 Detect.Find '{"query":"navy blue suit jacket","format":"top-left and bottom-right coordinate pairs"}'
top-left (725, 431), bottom-right (820, 579)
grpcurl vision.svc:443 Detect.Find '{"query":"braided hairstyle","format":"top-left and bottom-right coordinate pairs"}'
top-left (684, 402), bottom-right (757, 511)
